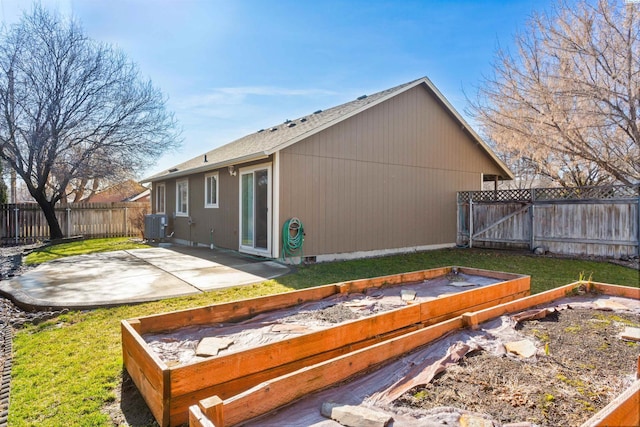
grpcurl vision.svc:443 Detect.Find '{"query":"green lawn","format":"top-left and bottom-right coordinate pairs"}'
top-left (24, 237), bottom-right (151, 265)
top-left (8, 244), bottom-right (639, 427)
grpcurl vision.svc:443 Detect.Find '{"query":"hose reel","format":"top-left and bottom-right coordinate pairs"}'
top-left (282, 217), bottom-right (304, 262)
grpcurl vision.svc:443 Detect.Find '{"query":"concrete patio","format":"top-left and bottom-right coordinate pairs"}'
top-left (0, 245), bottom-right (290, 310)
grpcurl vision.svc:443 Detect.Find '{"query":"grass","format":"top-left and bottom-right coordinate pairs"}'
top-left (275, 248), bottom-right (639, 294)
top-left (7, 242), bottom-right (640, 426)
top-left (24, 237), bottom-right (151, 265)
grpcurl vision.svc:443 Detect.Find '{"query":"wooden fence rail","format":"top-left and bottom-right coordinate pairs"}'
top-left (0, 202), bottom-right (150, 245)
top-left (457, 184), bottom-right (640, 259)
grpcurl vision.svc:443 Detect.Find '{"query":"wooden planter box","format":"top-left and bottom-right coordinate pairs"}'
top-left (121, 266), bottom-right (529, 427)
top-left (187, 281), bottom-right (639, 427)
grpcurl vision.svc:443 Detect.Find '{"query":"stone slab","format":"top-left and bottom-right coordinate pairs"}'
top-left (448, 281), bottom-right (477, 288)
top-left (595, 299), bottom-right (631, 311)
top-left (196, 337), bottom-right (234, 357)
top-left (504, 339), bottom-right (537, 358)
top-left (401, 289), bottom-right (417, 301)
top-left (321, 402), bottom-right (392, 427)
top-left (621, 327), bottom-right (640, 342)
top-left (460, 413), bottom-right (494, 427)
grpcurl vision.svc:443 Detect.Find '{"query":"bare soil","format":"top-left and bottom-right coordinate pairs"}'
top-left (395, 308), bottom-right (640, 427)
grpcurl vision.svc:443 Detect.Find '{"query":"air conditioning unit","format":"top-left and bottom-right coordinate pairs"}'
top-left (144, 214), bottom-right (168, 240)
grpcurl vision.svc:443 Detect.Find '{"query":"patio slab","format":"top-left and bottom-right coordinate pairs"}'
top-left (0, 246), bottom-right (290, 310)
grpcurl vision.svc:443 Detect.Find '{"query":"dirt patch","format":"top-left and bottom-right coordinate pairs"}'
top-left (102, 371), bottom-right (158, 427)
top-left (395, 308), bottom-right (640, 426)
top-left (305, 303), bottom-right (360, 324)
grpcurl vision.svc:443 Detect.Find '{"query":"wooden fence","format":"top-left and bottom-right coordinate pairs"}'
top-left (0, 202), bottom-right (150, 245)
top-left (457, 185), bottom-right (640, 258)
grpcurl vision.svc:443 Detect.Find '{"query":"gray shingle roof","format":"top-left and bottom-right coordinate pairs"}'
top-left (144, 77), bottom-right (513, 182)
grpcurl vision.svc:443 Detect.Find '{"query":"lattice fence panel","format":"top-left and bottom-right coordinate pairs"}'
top-left (459, 185), bottom-right (638, 203)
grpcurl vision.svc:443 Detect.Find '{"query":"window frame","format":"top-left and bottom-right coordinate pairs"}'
top-left (155, 182), bottom-right (166, 214)
top-left (204, 172), bottom-right (219, 209)
top-left (176, 179), bottom-right (189, 217)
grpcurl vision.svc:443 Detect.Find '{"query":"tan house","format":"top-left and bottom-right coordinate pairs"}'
top-left (143, 77), bottom-right (513, 262)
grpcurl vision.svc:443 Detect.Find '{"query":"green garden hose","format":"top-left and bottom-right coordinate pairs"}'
top-left (282, 217), bottom-right (304, 261)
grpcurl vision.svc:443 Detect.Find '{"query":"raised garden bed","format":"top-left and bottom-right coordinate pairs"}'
top-left (121, 266), bottom-right (529, 426)
top-left (188, 281), bottom-right (639, 427)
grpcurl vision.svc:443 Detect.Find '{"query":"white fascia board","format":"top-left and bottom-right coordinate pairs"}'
top-left (142, 153), bottom-right (269, 183)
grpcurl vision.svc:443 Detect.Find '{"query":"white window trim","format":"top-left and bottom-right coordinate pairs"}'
top-left (176, 179), bottom-right (189, 217)
top-left (204, 171), bottom-right (219, 208)
top-left (155, 182), bottom-right (166, 214)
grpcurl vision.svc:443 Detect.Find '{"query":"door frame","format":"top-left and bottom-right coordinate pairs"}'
top-left (238, 163), bottom-right (272, 257)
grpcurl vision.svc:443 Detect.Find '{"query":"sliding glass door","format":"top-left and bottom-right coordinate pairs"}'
top-left (239, 164), bottom-right (271, 255)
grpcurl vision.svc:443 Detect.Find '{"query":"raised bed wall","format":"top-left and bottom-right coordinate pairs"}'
top-left (188, 282), bottom-right (639, 427)
top-left (122, 266), bottom-right (530, 427)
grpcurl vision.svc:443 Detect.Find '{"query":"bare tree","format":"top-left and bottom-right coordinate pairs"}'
top-left (0, 6), bottom-right (179, 239)
top-left (471, 0), bottom-right (640, 187)
top-left (61, 177), bottom-right (106, 203)
top-left (0, 160), bottom-right (7, 203)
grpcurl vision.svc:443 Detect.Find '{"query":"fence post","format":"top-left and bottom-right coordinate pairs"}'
top-left (456, 193), bottom-right (460, 246)
top-left (14, 204), bottom-right (19, 244)
top-left (529, 189), bottom-right (536, 251)
top-left (124, 207), bottom-right (128, 237)
top-left (66, 207), bottom-right (71, 237)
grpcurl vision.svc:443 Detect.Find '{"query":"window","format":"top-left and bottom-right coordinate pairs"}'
top-left (176, 179), bottom-right (189, 216)
top-left (204, 172), bottom-right (219, 208)
top-left (155, 183), bottom-right (166, 213)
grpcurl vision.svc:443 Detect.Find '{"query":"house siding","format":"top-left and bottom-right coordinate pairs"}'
top-left (279, 84), bottom-right (502, 257)
top-left (151, 158), bottom-right (272, 250)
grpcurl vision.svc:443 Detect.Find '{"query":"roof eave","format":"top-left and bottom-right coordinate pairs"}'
top-left (141, 152), bottom-right (269, 183)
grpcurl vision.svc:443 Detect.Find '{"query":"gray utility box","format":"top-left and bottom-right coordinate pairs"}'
top-left (144, 214), bottom-right (168, 239)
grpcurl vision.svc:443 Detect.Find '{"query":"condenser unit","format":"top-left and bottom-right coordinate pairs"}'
top-left (144, 214), bottom-right (168, 240)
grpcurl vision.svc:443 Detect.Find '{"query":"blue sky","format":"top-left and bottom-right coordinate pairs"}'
top-left (0, 0), bottom-right (553, 177)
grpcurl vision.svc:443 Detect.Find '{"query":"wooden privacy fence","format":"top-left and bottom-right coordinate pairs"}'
top-left (457, 185), bottom-right (640, 258)
top-left (0, 202), bottom-right (149, 245)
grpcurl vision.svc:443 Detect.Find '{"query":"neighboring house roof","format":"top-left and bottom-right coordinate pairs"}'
top-left (127, 188), bottom-right (150, 202)
top-left (144, 77), bottom-right (513, 182)
top-left (85, 180), bottom-right (150, 203)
